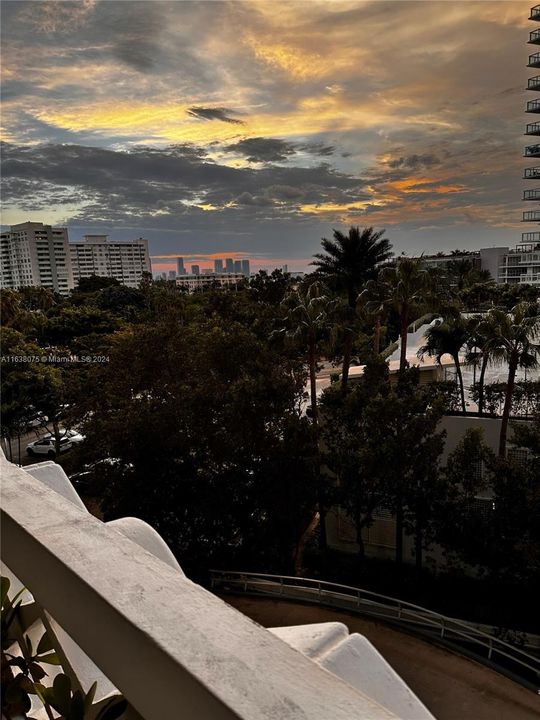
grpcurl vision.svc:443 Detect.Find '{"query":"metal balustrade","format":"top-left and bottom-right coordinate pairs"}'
top-left (530, 5), bottom-right (540, 21)
top-left (524, 144), bottom-right (540, 157)
top-left (522, 231), bottom-right (540, 242)
top-left (526, 122), bottom-right (540, 135)
top-left (528, 52), bottom-right (540, 68)
top-left (528, 76), bottom-right (540, 90)
top-left (523, 210), bottom-right (540, 221)
top-left (523, 189), bottom-right (540, 200)
top-left (527, 99), bottom-right (540, 113)
top-left (530, 28), bottom-right (540, 44)
top-left (524, 167), bottom-right (540, 179)
top-left (210, 570), bottom-right (540, 694)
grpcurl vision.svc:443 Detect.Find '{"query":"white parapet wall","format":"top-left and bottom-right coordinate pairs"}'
top-left (1, 452), bottom-right (403, 720)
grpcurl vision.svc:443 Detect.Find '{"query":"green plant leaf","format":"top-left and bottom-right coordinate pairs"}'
top-left (1, 575), bottom-right (11, 607)
top-left (95, 696), bottom-right (128, 720)
top-left (39, 651), bottom-right (63, 665)
top-left (52, 673), bottom-right (73, 715)
top-left (37, 630), bottom-right (55, 655)
top-left (5, 680), bottom-right (25, 703)
top-left (18, 675), bottom-right (36, 694)
top-left (84, 681), bottom-right (97, 713)
top-left (41, 685), bottom-right (62, 713)
top-left (28, 661), bottom-right (47, 681)
top-left (69, 690), bottom-right (86, 720)
top-left (24, 633), bottom-right (34, 657)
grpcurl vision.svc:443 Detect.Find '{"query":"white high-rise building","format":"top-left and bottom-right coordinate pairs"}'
top-left (70, 235), bottom-right (151, 288)
top-left (0, 222), bottom-right (74, 295)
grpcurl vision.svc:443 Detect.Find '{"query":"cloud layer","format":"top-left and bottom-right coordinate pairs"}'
top-left (0, 0), bottom-right (526, 267)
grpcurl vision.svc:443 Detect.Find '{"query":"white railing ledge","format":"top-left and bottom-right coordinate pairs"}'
top-left (0, 456), bottom-right (398, 720)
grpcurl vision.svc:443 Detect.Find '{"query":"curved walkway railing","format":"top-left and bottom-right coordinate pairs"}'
top-left (210, 570), bottom-right (540, 695)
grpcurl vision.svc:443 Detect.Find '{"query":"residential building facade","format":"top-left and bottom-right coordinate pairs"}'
top-left (0, 222), bottom-right (74, 295)
top-left (70, 235), bottom-right (151, 289)
top-left (480, 243), bottom-right (540, 285)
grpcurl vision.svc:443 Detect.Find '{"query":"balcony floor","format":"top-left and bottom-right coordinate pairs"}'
top-left (223, 596), bottom-right (540, 720)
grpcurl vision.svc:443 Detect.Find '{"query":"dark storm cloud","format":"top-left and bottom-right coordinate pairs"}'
top-left (0, 142), bottom-right (365, 220)
top-left (225, 137), bottom-right (336, 163)
top-left (225, 138), bottom-right (297, 162)
top-left (187, 107), bottom-right (245, 124)
top-left (387, 154), bottom-right (441, 170)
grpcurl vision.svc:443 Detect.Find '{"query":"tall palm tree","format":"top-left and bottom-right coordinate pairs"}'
top-left (276, 282), bottom-right (335, 425)
top-left (418, 317), bottom-right (469, 413)
top-left (478, 302), bottom-right (540, 456)
top-left (358, 277), bottom-right (388, 354)
top-left (376, 258), bottom-right (434, 372)
top-left (312, 227), bottom-right (392, 392)
top-left (465, 315), bottom-right (498, 416)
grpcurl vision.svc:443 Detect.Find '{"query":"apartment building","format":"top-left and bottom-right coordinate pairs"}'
top-left (0, 222), bottom-right (74, 295)
top-left (480, 242), bottom-right (540, 285)
top-left (70, 235), bottom-right (151, 288)
top-left (414, 244), bottom-right (540, 286)
top-left (176, 272), bottom-right (245, 292)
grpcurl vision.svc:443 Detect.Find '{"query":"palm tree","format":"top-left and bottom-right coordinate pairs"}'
top-left (358, 278), bottom-right (388, 354)
top-left (275, 282), bottom-right (335, 424)
top-left (465, 315), bottom-right (498, 416)
top-left (478, 303), bottom-right (540, 456)
top-left (274, 282), bottom-right (336, 557)
top-left (419, 317), bottom-right (469, 413)
top-left (311, 227), bottom-right (392, 392)
top-left (376, 258), bottom-right (434, 372)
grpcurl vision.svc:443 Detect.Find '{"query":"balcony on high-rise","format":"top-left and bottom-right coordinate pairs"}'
top-left (530, 28), bottom-right (540, 44)
top-left (524, 144), bottom-right (540, 157)
top-left (528, 52), bottom-right (540, 68)
top-left (522, 210), bottom-right (540, 221)
top-left (527, 75), bottom-right (540, 90)
top-left (523, 166), bottom-right (540, 179)
top-left (525, 122), bottom-right (540, 135)
top-left (522, 231), bottom-right (540, 243)
top-left (526, 99), bottom-right (540, 113)
top-left (529, 4), bottom-right (540, 21)
top-left (523, 189), bottom-right (540, 200)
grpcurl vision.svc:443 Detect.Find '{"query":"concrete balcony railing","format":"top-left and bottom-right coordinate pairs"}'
top-left (0, 453), bottom-right (412, 720)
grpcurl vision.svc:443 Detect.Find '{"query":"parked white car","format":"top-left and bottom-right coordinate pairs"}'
top-left (26, 436), bottom-right (73, 458)
top-left (42, 429), bottom-right (85, 445)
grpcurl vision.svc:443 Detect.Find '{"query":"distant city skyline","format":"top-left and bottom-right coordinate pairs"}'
top-left (0, 1), bottom-right (526, 264)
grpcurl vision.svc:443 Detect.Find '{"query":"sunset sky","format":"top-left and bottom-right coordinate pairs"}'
top-left (0, 0), bottom-right (528, 272)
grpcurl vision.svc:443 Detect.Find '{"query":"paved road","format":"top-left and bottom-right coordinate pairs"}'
top-left (223, 596), bottom-right (540, 720)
